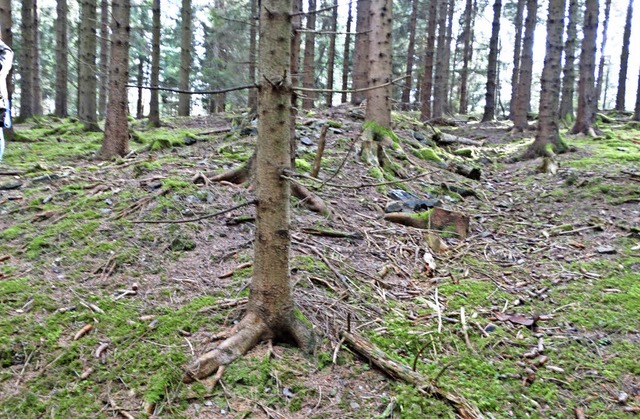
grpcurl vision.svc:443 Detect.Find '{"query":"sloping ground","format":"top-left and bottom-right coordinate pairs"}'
top-left (0, 111), bottom-right (638, 418)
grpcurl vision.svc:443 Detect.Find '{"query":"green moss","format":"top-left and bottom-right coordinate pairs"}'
top-left (412, 147), bottom-right (444, 163)
top-left (362, 120), bottom-right (400, 144)
top-left (295, 158), bottom-right (312, 172)
top-left (367, 166), bottom-right (384, 180)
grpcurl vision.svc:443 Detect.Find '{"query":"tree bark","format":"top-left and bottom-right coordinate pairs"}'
top-left (508, 0), bottom-right (525, 118)
top-left (512, 0), bottom-right (537, 131)
top-left (32, 0), bottom-right (43, 116)
top-left (340, 0), bottom-right (353, 103)
top-left (247, 0), bottom-right (258, 111)
top-left (523, 0), bottom-right (567, 159)
top-left (442, 0), bottom-right (455, 113)
top-left (401, 0), bottom-right (419, 110)
top-left (135, 56), bottom-right (144, 119)
top-left (99, 0), bottom-right (130, 159)
top-left (634, 70), bottom-right (640, 121)
top-left (54, 0), bottom-right (68, 118)
top-left (324, 0), bottom-right (338, 107)
top-left (558, 0), bottom-right (579, 120)
top-left (178, 0), bottom-right (192, 116)
top-left (458, 0), bottom-right (475, 115)
top-left (98, 0), bottom-right (110, 119)
top-left (352, 0), bottom-right (370, 105)
top-left (19, 0), bottom-right (35, 120)
top-left (594, 0), bottom-right (611, 110)
top-left (78, 0), bottom-right (100, 131)
top-left (301, 0), bottom-right (317, 109)
top-left (419, 0), bottom-right (438, 120)
top-left (431, 0), bottom-right (449, 119)
top-left (570, 0), bottom-right (598, 136)
top-left (148, 0), bottom-right (161, 126)
top-left (185, 0), bottom-right (315, 382)
top-left (481, 0), bottom-right (502, 122)
top-left (615, 0), bottom-right (633, 112)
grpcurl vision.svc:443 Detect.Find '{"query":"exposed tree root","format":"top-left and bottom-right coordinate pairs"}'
top-left (209, 153), bottom-right (256, 185)
top-left (291, 182), bottom-right (331, 216)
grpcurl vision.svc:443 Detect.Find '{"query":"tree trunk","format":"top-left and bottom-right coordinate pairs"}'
top-left (442, 0), bottom-right (455, 113)
top-left (420, 0), bottom-right (438, 120)
top-left (634, 70), bottom-right (640, 121)
top-left (615, 0), bottom-right (633, 112)
top-left (148, 0), bottom-right (160, 126)
top-left (508, 0), bottom-right (525, 118)
top-left (482, 0), bottom-right (502, 122)
top-left (594, 0), bottom-right (611, 110)
top-left (324, 0), bottom-right (338, 107)
top-left (98, 0), bottom-right (109, 119)
top-left (360, 0), bottom-right (392, 166)
top-left (523, 0), bottom-right (566, 159)
top-left (401, 0), bottom-right (419, 110)
top-left (340, 0), bottom-right (353, 103)
top-left (352, 0), bottom-right (370, 105)
top-left (558, 0), bottom-right (579, 120)
top-left (301, 0), bottom-right (317, 109)
top-left (185, 0), bottom-right (315, 382)
top-left (178, 0), bottom-right (192, 116)
top-left (99, 0), bottom-right (130, 159)
top-left (54, 0), bottom-right (68, 118)
top-left (432, 0), bottom-right (449, 119)
top-left (78, 0), bottom-right (100, 131)
top-left (290, 0), bottom-right (303, 92)
top-left (32, 1), bottom-right (43, 116)
top-left (19, 0), bottom-right (35, 120)
top-left (458, 0), bottom-right (475, 115)
top-left (570, 0), bottom-right (598, 136)
top-left (512, 0), bottom-right (537, 131)
top-left (247, 0), bottom-right (258, 111)
top-left (136, 56), bottom-right (144, 119)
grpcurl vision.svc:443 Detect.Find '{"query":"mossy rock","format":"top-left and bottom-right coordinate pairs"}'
top-left (453, 148), bottom-right (476, 158)
top-left (412, 147), bottom-right (444, 163)
top-left (295, 159), bottom-right (312, 172)
top-left (362, 120), bottom-right (400, 144)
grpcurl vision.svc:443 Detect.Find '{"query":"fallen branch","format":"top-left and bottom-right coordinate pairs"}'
top-left (310, 125), bottom-right (328, 178)
top-left (125, 83), bottom-right (256, 95)
top-left (340, 330), bottom-right (483, 418)
top-left (132, 200), bottom-right (257, 224)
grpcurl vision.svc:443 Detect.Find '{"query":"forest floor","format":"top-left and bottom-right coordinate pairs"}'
top-left (0, 107), bottom-right (639, 418)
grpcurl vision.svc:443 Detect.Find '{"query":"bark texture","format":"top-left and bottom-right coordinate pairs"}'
top-left (508, 0), bottom-right (525, 118)
top-left (458, 0), bottom-right (475, 115)
top-left (178, 0), bottom-right (192, 116)
top-left (301, 0), bottom-right (316, 109)
top-left (54, 0), bottom-right (68, 117)
top-left (247, 0), bottom-right (258, 110)
top-left (419, 0), bottom-right (438, 120)
top-left (98, 0), bottom-right (110, 119)
top-left (594, 0), bottom-right (611, 110)
top-left (352, 0), bottom-right (370, 104)
top-left (340, 0), bottom-right (352, 103)
top-left (615, 0), bottom-right (633, 111)
top-left (524, 0), bottom-right (567, 159)
top-left (99, 0), bottom-right (130, 159)
top-left (512, 0), bottom-right (537, 131)
top-left (32, 1), bottom-right (43, 116)
top-left (634, 70), bottom-right (640, 121)
top-left (432, 0), bottom-right (449, 118)
top-left (570, 0), bottom-right (598, 136)
top-left (558, 0), bottom-right (579, 120)
top-left (185, 0), bottom-right (315, 381)
top-left (401, 0), bottom-right (419, 109)
top-left (19, 0), bottom-right (35, 120)
top-left (78, 0), bottom-right (100, 131)
top-left (481, 0), bottom-right (502, 122)
top-left (148, 0), bottom-right (161, 127)
top-left (325, 0), bottom-right (338, 107)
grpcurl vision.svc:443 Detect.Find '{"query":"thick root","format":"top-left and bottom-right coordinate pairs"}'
top-left (209, 153), bottom-right (256, 185)
top-left (291, 183), bottom-right (331, 216)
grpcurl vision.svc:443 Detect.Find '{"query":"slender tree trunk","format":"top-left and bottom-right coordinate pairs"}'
top-left (54, 0), bottom-right (68, 117)
top-left (634, 70), bottom-right (640, 121)
top-left (136, 56), bottom-right (144, 119)
top-left (442, 0), bottom-right (455, 113)
top-left (324, 0), bottom-right (338, 107)
top-left (301, 0), bottom-right (317, 109)
top-left (340, 0), bottom-right (353, 103)
top-left (178, 0), bottom-right (192, 116)
top-left (512, 0), bottom-right (537, 131)
top-left (352, 0), bottom-right (370, 105)
top-left (98, 0), bottom-right (109, 119)
top-left (558, 0), bottom-right (579, 120)
top-left (420, 0), bottom-right (438, 120)
top-left (19, 0), bottom-right (35, 120)
top-left (432, 0), bottom-right (449, 118)
top-left (570, 0), bottom-right (598, 135)
top-left (615, 0), bottom-right (633, 112)
top-left (508, 0), bottom-right (525, 118)
top-left (100, 0), bottom-right (130, 159)
top-left (185, 0), bottom-right (316, 382)
top-left (482, 0), bottom-right (502, 122)
top-left (524, 0), bottom-right (566, 159)
top-left (32, 0), bottom-right (43, 116)
top-left (401, 0), bottom-right (419, 110)
top-left (594, 0), bottom-right (611, 110)
top-left (78, 0), bottom-right (99, 131)
top-left (290, 0), bottom-right (303, 91)
top-left (458, 0), bottom-right (474, 114)
top-left (148, 0), bottom-right (160, 126)
top-left (247, 0), bottom-right (258, 110)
